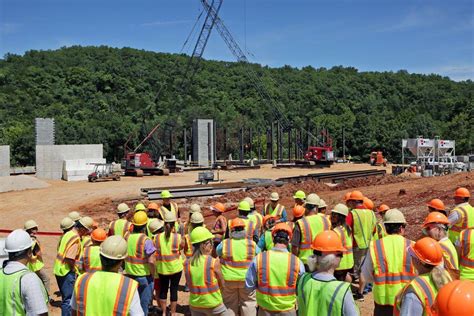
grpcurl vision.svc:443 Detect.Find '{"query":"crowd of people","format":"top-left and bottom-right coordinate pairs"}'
top-left (1, 187), bottom-right (474, 316)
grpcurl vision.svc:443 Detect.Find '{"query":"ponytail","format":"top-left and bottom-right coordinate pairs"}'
top-left (165, 221), bottom-right (174, 240)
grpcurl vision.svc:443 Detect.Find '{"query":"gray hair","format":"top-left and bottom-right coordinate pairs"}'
top-left (317, 253), bottom-right (339, 272)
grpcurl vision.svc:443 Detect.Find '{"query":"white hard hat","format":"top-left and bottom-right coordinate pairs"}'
top-left (5, 229), bottom-right (32, 253)
top-left (270, 192), bottom-right (279, 201)
top-left (190, 212), bottom-right (204, 224)
top-left (306, 193), bottom-right (321, 206)
top-left (116, 203), bottom-right (130, 214)
top-left (24, 220), bottom-right (38, 231)
top-left (164, 211), bottom-right (177, 223)
top-left (60, 217), bottom-right (75, 231)
top-left (100, 236), bottom-right (128, 260)
top-left (68, 211), bottom-right (82, 222)
top-left (189, 204), bottom-right (202, 214)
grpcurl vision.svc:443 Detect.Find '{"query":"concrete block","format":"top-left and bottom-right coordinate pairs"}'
top-left (0, 146), bottom-right (10, 177)
top-left (192, 119), bottom-right (215, 167)
top-left (62, 158), bottom-right (106, 181)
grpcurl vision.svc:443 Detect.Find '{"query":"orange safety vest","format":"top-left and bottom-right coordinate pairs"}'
top-left (459, 228), bottom-right (474, 279)
top-left (184, 234), bottom-right (193, 258)
top-left (108, 219), bottom-right (131, 237)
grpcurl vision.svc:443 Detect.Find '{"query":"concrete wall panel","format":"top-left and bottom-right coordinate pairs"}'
top-left (0, 146), bottom-right (10, 177)
top-left (192, 119), bottom-right (214, 167)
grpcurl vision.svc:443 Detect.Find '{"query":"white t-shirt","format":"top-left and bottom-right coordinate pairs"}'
top-left (2, 261), bottom-right (48, 316)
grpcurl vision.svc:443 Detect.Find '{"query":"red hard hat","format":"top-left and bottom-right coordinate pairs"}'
top-left (408, 237), bottom-right (443, 266)
top-left (434, 280), bottom-right (474, 316)
top-left (311, 231), bottom-right (346, 252)
top-left (427, 199), bottom-right (445, 211)
top-left (455, 188), bottom-right (471, 198)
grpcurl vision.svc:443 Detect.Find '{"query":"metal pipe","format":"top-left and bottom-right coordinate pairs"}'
top-left (239, 127), bottom-right (244, 162)
top-left (184, 128), bottom-right (187, 166)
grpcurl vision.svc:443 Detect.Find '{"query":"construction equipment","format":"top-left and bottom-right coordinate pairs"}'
top-left (122, 123), bottom-right (169, 177)
top-left (88, 163), bottom-right (121, 182)
top-left (303, 129), bottom-right (334, 165)
top-left (369, 151), bottom-right (387, 166)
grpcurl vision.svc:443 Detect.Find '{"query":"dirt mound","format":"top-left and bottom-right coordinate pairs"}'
top-left (333, 174), bottom-right (417, 191)
top-left (0, 175), bottom-right (50, 193)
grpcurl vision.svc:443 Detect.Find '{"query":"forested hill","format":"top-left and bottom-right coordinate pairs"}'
top-left (0, 46), bottom-right (472, 166)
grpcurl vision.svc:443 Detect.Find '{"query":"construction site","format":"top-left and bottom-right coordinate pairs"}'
top-left (1, 1), bottom-right (473, 316)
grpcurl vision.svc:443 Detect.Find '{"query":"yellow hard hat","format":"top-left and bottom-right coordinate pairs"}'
top-left (24, 220), bottom-right (38, 231)
top-left (190, 227), bottom-right (214, 244)
top-left (383, 208), bottom-right (407, 224)
top-left (117, 203), bottom-right (130, 214)
top-left (100, 236), bottom-right (128, 260)
top-left (190, 212), bottom-right (204, 224)
top-left (148, 219), bottom-right (164, 233)
top-left (60, 217), bottom-right (75, 231)
top-left (68, 211), bottom-right (81, 222)
top-left (189, 204), bottom-right (201, 214)
top-left (293, 190), bottom-right (306, 200)
top-left (238, 200), bottom-right (251, 212)
top-left (132, 211), bottom-right (148, 226)
top-left (134, 203), bottom-right (146, 212)
top-left (161, 190), bottom-right (173, 199)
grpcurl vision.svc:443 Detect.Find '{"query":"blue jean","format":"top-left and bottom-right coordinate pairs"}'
top-left (130, 275), bottom-right (154, 315)
top-left (55, 271), bottom-right (76, 316)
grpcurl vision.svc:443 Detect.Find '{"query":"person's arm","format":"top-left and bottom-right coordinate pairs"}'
top-left (257, 235), bottom-right (266, 251)
top-left (144, 239), bottom-right (156, 278)
top-left (342, 289), bottom-right (360, 316)
top-left (21, 272), bottom-right (49, 316)
top-left (298, 258), bottom-right (306, 276)
top-left (399, 290), bottom-right (424, 316)
top-left (280, 209), bottom-right (288, 223)
top-left (291, 224), bottom-right (301, 257)
top-left (214, 259), bottom-right (225, 289)
top-left (358, 253), bottom-right (374, 296)
top-left (448, 210), bottom-right (460, 227)
top-left (129, 289), bottom-right (145, 316)
top-left (64, 242), bottom-right (80, 271)
top-left (245, 259), bottom-right (258, 292)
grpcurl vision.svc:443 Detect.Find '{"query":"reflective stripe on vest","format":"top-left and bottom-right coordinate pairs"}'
top-left (394, 274), bottom-right (437, 316)
top-left (155, 233), bottom-right (183, 275)
top-left (54, 230), bottom-right (80, 276)
top-left (155, 233), bottom-right (180, 262)
top-left (74, 271), bottom-right (137, 316)
top-left (82, 245), bottom-right (102, 272)
top-left (333, 225), bottom-right (354, 270)
top-left (460, 229), bottom-right (474, 280)
top-left (265, 204), bottom-right (284, 218)
top-left (222, 238), bottom-right (255, 268)
top-left (351, 208), bottom-right (376, 249)
top-left (439, 239), bottom-right (459, 270)
top-left (297, 215), bottom-right (330, 264)
top-left (159, 202), bottom-right (178, 219)
top-left (125, 234), bottom-right (149, 276)
top-left (28, 238), bottom-right (45, 272)
top-left (110, 219), bottom-right (130, 237)
top-left (184, 235), bottom-right (193, 258)
top-left (449, 205), bottom-right (474, 244)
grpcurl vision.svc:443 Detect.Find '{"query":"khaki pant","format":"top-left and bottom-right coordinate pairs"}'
top-left (257, 308), bottom-right (296, 316)
top-left (190, 303), bottom-right (234, 316)
top-left (353, 247), bottom-right (368, 279)
top-left (222, 282), bottom-right (256, 316)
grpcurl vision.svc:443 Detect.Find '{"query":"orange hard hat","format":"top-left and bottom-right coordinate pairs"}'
top-left (210, 202), bottom-right (226, 213)
top-left (343, 192), bottom-right (352, 202)
top-left (263, 215), bottom-right (277, 227)
top-left (91, 228), bottom-right (107, 242)
top-left (230, 218), bottom-right (246, 229)
top-left (434, 280), bottom-right (474, 316)
top-left (377, 204), bottom-right (390, 213)
top-left (311, 230), bottom-right (346, 252)
top-left (272, 223), bottom-right (293, 240)
top-left (292, 205), bottom-right (306, 218)
top-left (148, 202), bottom-right (159, 211)
top-left (455, 187), bottom-right (471, 198)
top-left (363, 197), bottom-right (374, 210)
top-left (423, 212), bottom-right (449, 227)
top-left (408, 237), bottom-right (443, 266)
top-left (348, 190), bottom-right (364, 201)
top-left (427, 199), bottom-right (445, 211)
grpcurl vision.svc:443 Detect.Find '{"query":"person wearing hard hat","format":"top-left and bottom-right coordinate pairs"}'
top-left (76, 228), bottom-right (107, 274)
top-left (246, 197), bottom-right (263, 237)
top-left (210, 202), bottom-right (228, 252)
top-left (363, 197), bottom-right (374, 211)
top-left (24, 220), bottom-right (51, 302)
top-left (394, 237), bottom-right (452, 316)
top-left (448, 187), bottom-right (474, 243)
top-left (263, 192), bottom-right (287, 223)
top-left (330, 204), bottom-right (354, 283)
top-left (77, 216), bottom-right (95, 250)
top-left (54, 217), bottom-right (82, 315)
top-left (225, 200), bottom-right (259, 243)
top-left (345, 191), bottom-right (376, 283)
top-left (297, 230), bottom-right (359, 316)
top-left (135, 202), bottom-right (147, 213)
top-left (257, 214), bottom-right (278, 251)
top-left (218, 218), bottom-right (259, 316)
top-left (147, 218), bottom-right (165, 310)
top-left (318, 198), bottom-right (328, 214)
top-left (184, 227), bottom-right (232, 315)
top-left (293, 190), bottom-right (306, 207)
top-left (291, 193), bottom-right (331, 269)
top-left (246, 223), bottom-right (304, 315)
top-left (427, 198), bottom-right (447, 216)
top-left (289, 204), bottom-right (305, 230)
top-left (71, 236), bottom-right (144, 315)
top-left (358, 209), bottom-right (416, 315)
top-left (183, 212), bottom-right (204, 293)
top-left (146, 202), bottom-right (160, 238)
top-left (433, 280), bottom-right (474, 316)
top-left (184, 203), bottom-right (202, 235)
top-left (154, 211), bottom-right (184, 316)
top-left (109, 202), bottom-right (132, 237)
top-left (68, 211), bottom-right (82, 224)
top-left (125, 211), bottom-right (156, 315)
top-left (422, 212), bottom-right (459, 276)
top-left (373, 204), bottom-right (389, 240)
top-left (159, 190), bottom-right (180, 220)
top-left (456, 224), bottom-right (474, 280)
top-left (0, 229), bottom-right (49, 316)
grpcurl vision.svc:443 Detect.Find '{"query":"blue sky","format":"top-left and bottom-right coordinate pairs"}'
top-left (1, 0), bottom-right (472, 81)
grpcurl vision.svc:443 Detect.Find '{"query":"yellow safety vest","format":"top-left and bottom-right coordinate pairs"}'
top-left (159, 202), bottom-right (179, 219)
top-left (77, 245), bottom-right (102, 273)
top-left (373, 222), bottom-right (387, 241)
top-left (296, 214), bottom-right (331, 264)
top-left (264, 203), bottom-right (285, 218)
top-left (369, 234), bottom-right (416, 305)
top-left (459, 228), bottom-right (474, 280)
top-left (351, 208), bottom-right (376, 249)
top-left (54, 230), bottom-right (81, 277)
top-left (449, 203), bottom-right (474, 243)
top-left (255, 250), bottom-right (300, 312)
top-left (184, 234), bottom-right (193, 258)
top-left (333, 225), bottom-right (354, 270)
top-left (221, 238), bottom-right (256, 282)
top-left (439, 238), bottom-right (459, 271)
top-left (74, 271), bottom-right (138, 315)
top-left (27, 238), bottom-right (45, 272)
top-left (394, 274), bottom-right (439, 316)
top-left (125, 233), bottom-right (151, 276)
top-left (108, 218), bottom-right (131, 237)
top-left (248, 212), bottom-right (263, 236)
top-left (184, 255), bottom-right (223, 309)
top-left (154, 232), bottom-right (183, 275)
top-left (228, 218), bottom-right (257, 240)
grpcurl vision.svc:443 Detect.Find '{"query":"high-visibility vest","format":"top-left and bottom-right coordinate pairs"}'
top-left (449, 204), bottom-right (474, 243)
top-left (184, 255), bottom-right (223, 309)
top-left (248, 212), bottom-right (263, 235)
top-left (27, 237), bottom-right (45, 272)
top-left (146, 218), bottom-right (154, 238)
top-left (0, 266), bottom-right (48, 315)
top-left (54, 229), bottom-right (81, 276)
top-left (394, 274), bottom-right (439, 316)
top-left (255, 250), bottom-right (300, 312)
top-left (351, 208), bottom-right (376, 249)
top-left (373, 222), bottom-right (387, 241)
top-left (264, 203), bottom-right (285, 219)
top-left (439, 238), bottom-right (459, 271)
top-left (369, 234), bottom-right (416, 305)
top-left (296, 273), bottom-right (352, 316)
top-left (296, 214), bottom-right (331, 264)
top-left (459, 228), bottom-right (474, 280)
top-left (333, 225), bottom-right (354, 270)
top-left (184, 234), bottom-right (193, 258)
top-left (79, 245), bottom-right (102, 273)
top-left (108, 218), bottom-right (131, 237)
top-left (125, 233), bottom-right (151, 276)
top-left (154, 232), bottom-right (183, 275)
top-left (264, 230), bottom-right (274, 251)
top-left (221, 238), bottom-right (256, 281)
top-left (74, 271), bottom-right (138, 316)
top-left (159, 202), bottom-right (179, 219)
top-left (228, 218), bottom-right (257, 240)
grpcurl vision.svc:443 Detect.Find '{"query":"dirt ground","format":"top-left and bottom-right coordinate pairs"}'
top-left (1, 163), bottom-right (472, 315)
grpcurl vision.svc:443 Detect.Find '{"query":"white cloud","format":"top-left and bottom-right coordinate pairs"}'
top-left (0, 23), bottom-right (21, 35)
top-left (140, 20), bottom-right (192, 27)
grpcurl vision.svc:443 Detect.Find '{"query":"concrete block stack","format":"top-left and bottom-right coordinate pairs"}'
top-left (0, 146), bottom-right (10, 177)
